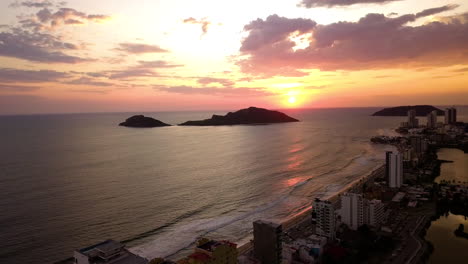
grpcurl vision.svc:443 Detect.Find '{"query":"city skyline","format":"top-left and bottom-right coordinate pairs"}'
top-left (1, 0), bottom-right (468, 114)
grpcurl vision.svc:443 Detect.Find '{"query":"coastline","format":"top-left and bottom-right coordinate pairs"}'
top-left (237, 163), bottom-right (386, 255)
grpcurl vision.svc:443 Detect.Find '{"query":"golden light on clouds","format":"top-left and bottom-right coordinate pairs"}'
top-left (0, 0), bottom-right (467, 114)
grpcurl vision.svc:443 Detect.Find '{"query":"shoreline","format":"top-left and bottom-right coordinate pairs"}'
top-left (237, 163), bottom-right (386, 255)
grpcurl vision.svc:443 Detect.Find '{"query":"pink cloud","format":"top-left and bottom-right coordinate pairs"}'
top-left (238, 5), bottom-right (467, 76)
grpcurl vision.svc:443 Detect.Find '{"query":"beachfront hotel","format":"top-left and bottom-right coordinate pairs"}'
top-left (312, 199), bottom-right (336, 240)
top-left (386, 151), bottom-right (403, 188)
top-left (253, 220), bottom-right (282, 264)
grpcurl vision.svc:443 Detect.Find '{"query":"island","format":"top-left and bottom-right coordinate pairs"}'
top-left (178, 107), bottom-right (299, 126)
top-left (372, 105), bottom-right (444, 116)
top-left (119, 115), bottom-right (171, 127)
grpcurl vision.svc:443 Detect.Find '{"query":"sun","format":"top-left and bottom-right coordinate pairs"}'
top-left (288, 96), bottom-right (297, 104)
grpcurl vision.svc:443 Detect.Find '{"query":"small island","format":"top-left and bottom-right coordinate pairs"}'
top-left (178, 107), bottom-right (299, 126)
top-left (119, 115), bottom-right (171, 127)
top-left (372, 105), bottom-right (444, 116)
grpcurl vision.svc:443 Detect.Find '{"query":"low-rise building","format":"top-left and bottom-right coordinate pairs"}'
top-left (181, 239), bottom-right (237, 264)
top-left (74, 240), bottom-right (148, 264)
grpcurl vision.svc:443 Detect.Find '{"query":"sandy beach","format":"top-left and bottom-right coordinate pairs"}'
top-left (238, 163), bottom-right (386, 255)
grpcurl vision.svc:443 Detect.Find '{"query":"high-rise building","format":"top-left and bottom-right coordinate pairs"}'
top-left (407, 109), bottom-right (419, 128)
top-left (386, 151), bottom-right (403, 188)
top-left (312, 199), bottom-right (336, 240)
top-left (426, 110), bottom-right (437, 128)
top-left (409, 136), bottom-right (428, 157)
top-left (340, 193), bottom-right (364, 230)
top-left (340, 194), bottom-right (386, 230)
top-left (366, 199), bottom-right (385, 228)
top-left (445, 107), bottom-right (457, 124)
top-left (253, 220), bottom-right (282, 264)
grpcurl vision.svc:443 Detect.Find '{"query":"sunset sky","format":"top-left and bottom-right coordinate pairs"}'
top-left (1, 0), bottom-right (468, 114)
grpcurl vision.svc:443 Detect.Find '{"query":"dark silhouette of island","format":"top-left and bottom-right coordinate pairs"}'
top-left (178, 107), bottom-right (299, 126)
top-left (119, 115), bottom-right (171, 127)
top-left (372, 105), bottom-right (444, 116)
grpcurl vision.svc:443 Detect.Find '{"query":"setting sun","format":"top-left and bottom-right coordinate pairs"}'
top-left (288, 96), bottom-right (297, 104)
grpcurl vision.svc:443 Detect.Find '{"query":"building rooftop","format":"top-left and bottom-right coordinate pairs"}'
top-left (392, 192), bottom-right (406, 202)
top-left (188, 252), bottom-right (211, 262)
top-left (75, 240), bottom-right (148, 264)
top-left (79, 239), bottom-right (124, 255)
top-left (254, 220), bottom-right (281, 228)
top-left (198, 240), bottom-right (237, 252)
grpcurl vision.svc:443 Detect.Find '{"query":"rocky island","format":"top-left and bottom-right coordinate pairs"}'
top-left (178, 107), bottom-right (299, 126)
top-left (372, 105), bottom-right (444, 116)
top-left (119, 115), bottom-right (171, 127)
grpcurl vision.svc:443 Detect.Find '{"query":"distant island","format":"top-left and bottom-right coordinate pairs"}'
top-left (178, 107), bottom-right (299, 126)
top-left (372, 105), bottom-right (444, 116)
top-left (119, 115), bottom-right (171, 127)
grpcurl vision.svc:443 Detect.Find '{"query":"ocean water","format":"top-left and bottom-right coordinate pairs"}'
top-left (0, 107), bottom-right (465, 264)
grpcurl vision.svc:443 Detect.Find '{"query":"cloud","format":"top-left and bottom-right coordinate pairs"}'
top-left (241, 14), bottom-right (317, 52)
top-left (0, 84), bottom-right (41, 91)
top-left (238, 5), bottom-right (468, 76)
top-left (299, 0), bottom-right (402, 8)
top-left (0, 68), bottom-right (70, 82)
top-left (64, 77), bottom-right (112, 86)
top-left (116, 43), bottom-right (168, 54)
top-left (155, 85), bottom-right (276, 97)
top-left (0, 29), bottom-right (91, 63)
top-left (69, 89), bottom-right (109, 94)
top-left (34, 7), bottom-right (111, 29)
top-left (197, 77), bottom-right (235, 87)
top-left (10, 0), bottom-right (54, 8)
top-left (86, 60), bottom-right (183, 80)
top-left (137, 60), bottom-right (183, 68)
top-left (183, 17), bottom-right (211, 34)
top-left (304, 85), bottom-right (327, 90)
top-left (452, 67), bottom-right (468, 73)
top-left (108, 69), bottom-right (158, 80)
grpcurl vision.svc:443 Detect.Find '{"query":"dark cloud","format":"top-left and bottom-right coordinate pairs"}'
top-left (116, 43), bottom-right (168, 54)
top-left (0, 84), bottom-right (41, 91)
top-left (0, 68), bottom-right (70, 82)
top-left (197, 77), bottom-right (235, 87)
top-left (299, 0), bottom-right (402, 8)
top-left (238, 6), bottom-right (468, 76)
top-left (183, 17), bottom-right (211, 34)
top-left (155, 85), bottom-right (276, 97)
top-left (0, 29), bottom-right (92, 63)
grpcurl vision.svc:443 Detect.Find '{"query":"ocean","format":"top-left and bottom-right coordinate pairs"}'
top-left (0, 107), bottom-right (465, 264)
